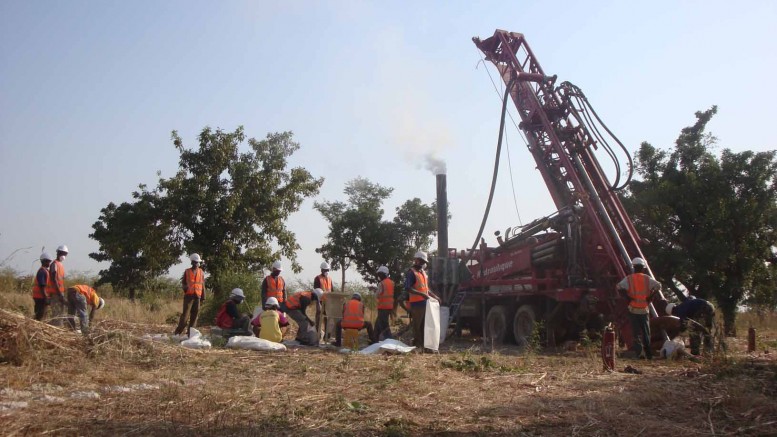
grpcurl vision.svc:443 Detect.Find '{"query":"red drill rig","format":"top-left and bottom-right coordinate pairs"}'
top-left (430, 30), bottom-right (667, 348)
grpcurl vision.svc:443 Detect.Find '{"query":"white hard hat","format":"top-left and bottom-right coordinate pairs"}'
top-left (272, 261), bottom-right (282, 271)
top-left (40, 252), bottom-right (52, 261)
top-left (97, 297), bottom-right (105, 310)
top-left (57, 245), bottom-right (69, 253)
top-left (230, 288), bottom-right (245, 299)
top-left (377, 265), bottom-right (389, 275)
top-left (320, 262), bottom-right (331, 270)
top-left (190, 253), bottom-right (202, 263)
top-left (265, 297), bottom-right (279, 307)
top-left (312, 288), bottom-right (324, 300)
top-left (414, 251), bottom-right (428, 263)
top-left (665, 303), bottom-right (675, 315)
top-left (351, 292), bottom-right (362, 300)
top-left (631, 257), bottom-right (646, 267)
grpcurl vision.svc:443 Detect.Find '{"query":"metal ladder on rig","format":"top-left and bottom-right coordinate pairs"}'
top-left (448, 290), bottom-right (468, 327)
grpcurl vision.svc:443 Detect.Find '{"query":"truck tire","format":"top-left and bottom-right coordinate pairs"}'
top-left (486, 305), bottom-right (512, 344)
top-left (513, 304), bottom-right (537, 349)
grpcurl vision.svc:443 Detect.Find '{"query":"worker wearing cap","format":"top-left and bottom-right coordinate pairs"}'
top-left (616, 257), bottom-right (661, 359)
top-left (374, 265), bottom-right (395, 341)
top-left (333, 292), bottom-right (376, 347)
top-left (666, 297), bottom-right (715, 355)
top-left (46, 245), bottom-right (68, 326)
top-left (405, 251), bottom-right (441, 349)
top-left (32, 253), bottom-right (53, 321)
top-left (66, 284), bottom-right (105, 335)
top-left (282, 289), bottom-right (323, 345)
top-left (215, 288), bottom-right (252, 336)
top-left (252, 297), bottom-right (290, 342)
top-left (174, 253), bottom-right (206, 336)
top-left (261, 261), bottom-right (286, 304)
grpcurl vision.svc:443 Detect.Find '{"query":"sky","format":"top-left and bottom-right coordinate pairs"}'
top-left (1, 0), bottom-right (776, 286)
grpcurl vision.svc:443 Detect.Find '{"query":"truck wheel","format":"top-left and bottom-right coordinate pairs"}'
top-left (486, 305), bottom-right (512, 344)
top-left (513, 305), bottom-right (537, 349)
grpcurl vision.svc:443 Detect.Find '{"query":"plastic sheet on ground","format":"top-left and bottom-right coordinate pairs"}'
top-left (181, 336), bottom-right (211, 349)
top-left (660, 339), bottom-right (686, 359)
top-left (424, 299), bottom-right (441, 351)
top-left (282, 340), bottom-right (301, 347)
top-left (338, 339), bottom-right (416, 355)
top-left (226, 336), bottom-right (286, 352)
top-left (142, 333), bottom-right (170, 342)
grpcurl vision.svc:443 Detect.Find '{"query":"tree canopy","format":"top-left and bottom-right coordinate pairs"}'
top-left (624, 107), bottom-right (777, 333)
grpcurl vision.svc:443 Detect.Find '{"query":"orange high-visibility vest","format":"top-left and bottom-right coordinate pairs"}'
top-left (72, 285), bottom-right (100, 307)
top-left (626, 273), bottom-right (651, 309)
top-left (184, 268), bottom-right (204, 297)
top-left (316, 274), bottom-right (332, 292)
top-left (265, 275), bottom-right (285, 303)
top-left (32, 266), bottom-right (49, 299)
top-left (285, 291), bottom-right (313, 311)
top-left (341, 299), bottom-right (365, 329)
top-left (377, 278), bottom-right (395, 310)
top-left (408, 269), bottom-right (429, 304)
top-left (46, 260), bottom-right (65, 296)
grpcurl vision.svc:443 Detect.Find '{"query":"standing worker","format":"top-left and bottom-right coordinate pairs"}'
top-left (253, 297), bottom-right (290, 343)
top-left (174, 253), bottom-right (206, 336)
top-left (262, 261), bottom-right (286, 305)
top-left (314, 261), bottom-right (333, 340)
top-left (666, 298), bottom-right (716, 355)
top-left (46, 245), bottom-right (68, 326)
top-left (32, 253), bottom-right (52, 321)
top-left (334, 292), bottom-right (376, 347)
top-left (282, 288), bottom-right (323, 345)
top-left (66, 284), bottom-right (105, 335)
top-left (215, 288), bottom-right (252, 336)
top-left (405, 251), bottom-right (441, 350)
top-left (616, 257), bottom-right (661, 359)
top-left (374, 265), bottom-right (395, 341)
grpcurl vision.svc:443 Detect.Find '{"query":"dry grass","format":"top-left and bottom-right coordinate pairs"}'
top-left (1, 284), bottom-right (777, 436)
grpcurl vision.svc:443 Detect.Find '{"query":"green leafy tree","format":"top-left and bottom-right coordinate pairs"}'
top-left (160, 127), bottom-right (323, 296)
top-left (624, 107), bottom-right (777, 334)
top-left (89, 189), bottom-right (182, 301)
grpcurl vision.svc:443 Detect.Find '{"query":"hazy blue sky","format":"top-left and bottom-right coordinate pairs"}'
top-left (1, 1), bottom-right (775, 286)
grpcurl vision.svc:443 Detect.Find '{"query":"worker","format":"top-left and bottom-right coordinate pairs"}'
top-left (174, 253), bottom-right (206, 336)
top-left (32, 253), bottom-right (52, 321)
top-left (374, 265), bottom-right (395, 341)
top-left (666, 298), bottom-right (716, 355)
top-left (282, 288), bottom-right (323, 345)
top-left (404, 251), bottom-right (441, 349)
top-left (46, 245), bottom-right (68, 326)
top-left (616, 257), bottom-right (661, 359)
top-left (334, 292), bottom-right (376, 347)
top-left (214, 288), bottom-right (252, 336)
top-left (314, 261), bottom-right (333, 340)
top-left (65, 284), bottom-right (105, 335)
top-left (253, 297), bottom-right (290, 342)
top-left (261, 261), bottom-right (286, 305)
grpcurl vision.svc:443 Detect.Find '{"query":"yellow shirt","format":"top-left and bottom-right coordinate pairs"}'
top-left (259, 310), bottom-right (283, 343)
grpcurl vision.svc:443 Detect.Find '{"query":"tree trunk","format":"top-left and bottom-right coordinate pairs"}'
top-left (341, 259), bottom-right (346, 293)
top-left (129, 287), bottom-right (136, 302)
top-left (719, 298), bottom-right (738, 337)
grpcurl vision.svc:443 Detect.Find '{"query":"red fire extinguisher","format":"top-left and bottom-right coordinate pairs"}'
top-left (602, 323), bottom-right (615, 371)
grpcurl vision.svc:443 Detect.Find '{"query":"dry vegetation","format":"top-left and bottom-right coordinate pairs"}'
top-left (1, 284), bottom-right (776, 436)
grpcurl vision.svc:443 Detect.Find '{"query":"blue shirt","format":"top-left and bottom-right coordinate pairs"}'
top-left (36, 268), bottom-right (48, 289)
top-left (673, 299), bottom-right (712, 322)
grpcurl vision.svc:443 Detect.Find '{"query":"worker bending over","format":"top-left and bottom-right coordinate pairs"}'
top-left (334, 292), bottom-right (376, 347)
top-left (282, 288), bottom-right (323, 345)
top-left (405, 251), bottom-right (441, 349)
top-left (175, 253), bottom-right (205, 336)
top-left (616, 257), bottom-right (661, 359)
top-left (666, 297), bottom-right (715, 355)
top-left (66, 284), bottom-right (105, 335)
top-left (215, 288), bottom-right (252, 336)
top-left (253, 297), bottom-right (289, 342)
top-left (374, 265), bottom-right (395, 341)
top-left (32, 253), bottom-right (52, 321)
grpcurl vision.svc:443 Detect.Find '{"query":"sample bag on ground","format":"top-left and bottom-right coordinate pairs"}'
top-left (226, 336), bottom-right (286, 352)
top-left (424, 299), bottom-right (441, 351)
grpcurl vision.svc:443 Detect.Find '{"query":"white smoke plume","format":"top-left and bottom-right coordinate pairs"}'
top-left (424, 154), bottom-right (447, 175)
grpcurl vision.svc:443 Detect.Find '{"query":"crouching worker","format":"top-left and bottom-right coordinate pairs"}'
top-left (252, 297), bottom-right (290, 342)
top-left (666, 298), bottom-right (716, 355)
top-left (282, 288), bottom-right (323, 345)
top-left (334, 292), bottom-right (376, 347)
top-left (66, 285), bottom-right (105, 335)
top-left (215, 288), bottom-right (252, 336)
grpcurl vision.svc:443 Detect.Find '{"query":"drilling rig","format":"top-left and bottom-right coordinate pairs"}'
top-left (429, 30), bottom-right (667, 348)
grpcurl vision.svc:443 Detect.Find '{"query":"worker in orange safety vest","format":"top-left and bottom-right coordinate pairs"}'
top-left (404, 251), bottom-right (441, 349)
top-left (333, 292), bottom-right (376, 347)
top-left (174, 253), bottom-right (206, 336)
top-left (374, 265), bottom-right (395, 341)
top-left (261, 261), bottom-right (286, 304)
top-left (32, 253), bottom-right (53, 321)
top-left (282, 288), bottom-right (323, 345)
top-left (46, 245), bottom-right (69, 326)
top-left (314, 261), bottom-right (333, 339)
top-left (616, 257), bottom-right (661, 359)
top-left (66, 284), bottom-right (105, 334)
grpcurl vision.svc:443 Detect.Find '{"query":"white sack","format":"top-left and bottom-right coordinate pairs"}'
top-left (226, 336), bottom-right (286, 351)
top-left (181, 336), bottom-right (211, 349)
top-left (439, 306), bottom-right (450, 344)
top-left (660, 339), bottom-right (686, 359)
top-left (424, 299), bottom-right (441, 351)
top-left (142, 334), bottom-right (170, 343)
top-left (172, 328), bottom-right (202, 343)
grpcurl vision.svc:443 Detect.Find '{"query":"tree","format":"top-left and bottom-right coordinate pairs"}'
top-left (89, 188), bottom-right (181, 301)
top-left (315, 177), bottom-right (438, 288)
top-left (159, 127), bottom-right (323, 295)
top-left (624, 107), bottom-right (777, 334)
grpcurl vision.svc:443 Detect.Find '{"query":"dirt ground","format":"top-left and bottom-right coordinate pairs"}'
top-left (1, 310), bottom-right (776, 436)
